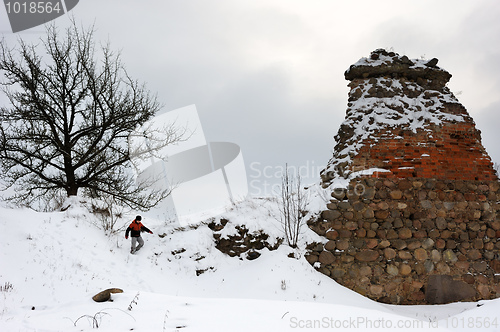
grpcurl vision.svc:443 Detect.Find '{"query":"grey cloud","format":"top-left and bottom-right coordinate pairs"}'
top-left (1, 0), bottom-right (498, 192)
top-left (474, 101), bottom-right (500, 165)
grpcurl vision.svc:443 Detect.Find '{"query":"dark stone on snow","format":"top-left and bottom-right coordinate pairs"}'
top-left (92, 288), bottom-right (123, 302)
top-left (246, 251), bottom-right (261, 260)
top-left (425, 58), bottom-right (439, 68)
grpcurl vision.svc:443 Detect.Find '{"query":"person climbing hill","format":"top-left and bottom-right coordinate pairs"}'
top-left (125, 216), bottom-right (153, 254)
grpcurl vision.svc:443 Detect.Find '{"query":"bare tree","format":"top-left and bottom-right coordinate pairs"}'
top-left (278, 164), bottom-right (308, 248)
top-left (0, 21), bottom-right (184, 210)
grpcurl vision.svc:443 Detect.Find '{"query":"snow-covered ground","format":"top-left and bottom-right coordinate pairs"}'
top-left (1, 195), bottom-right (499, 331)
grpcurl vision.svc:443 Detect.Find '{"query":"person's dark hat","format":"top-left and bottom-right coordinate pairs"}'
top-left (135, 215), bottom-right (142, 221)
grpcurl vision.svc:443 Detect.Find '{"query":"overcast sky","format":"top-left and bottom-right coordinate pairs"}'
top-left (1, 0), bottom-right (499, 195)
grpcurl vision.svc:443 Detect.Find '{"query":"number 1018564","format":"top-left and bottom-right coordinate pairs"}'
top-left (5, 2), bottom-right (62, 14)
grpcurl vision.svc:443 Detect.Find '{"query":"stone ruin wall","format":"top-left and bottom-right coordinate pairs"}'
top-left (308, 49), bottom-right (500, 305)
top-left (307, 177), bottom-right (500, 304)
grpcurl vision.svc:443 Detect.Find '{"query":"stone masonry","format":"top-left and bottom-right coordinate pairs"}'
top-left (309, 49), bottom-right (500, 305)
top-left (307, 178), bottom-right (500, 304)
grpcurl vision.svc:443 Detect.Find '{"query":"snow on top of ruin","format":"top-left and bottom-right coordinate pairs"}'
top-left (322, 49), bottom-right (467, 184)
top-left (344, 48), bottom-right (452, 83)
top-left (351, 49), bottom-right (430, 69)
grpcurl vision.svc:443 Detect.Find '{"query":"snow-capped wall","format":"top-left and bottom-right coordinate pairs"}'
top-left (310, 49), bottom-right (500, 305)
top-left (321, 49), bottom-right (497, 185)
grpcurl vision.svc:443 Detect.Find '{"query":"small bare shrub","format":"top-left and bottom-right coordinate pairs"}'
top-left (128, 292), bottom-right (140, 311)
top-left (90, 194), bottom-right (129, 235)
top-left (277, 164), bottom-right (308, 248)
top-left (0, 282), bottom-right (13, 292)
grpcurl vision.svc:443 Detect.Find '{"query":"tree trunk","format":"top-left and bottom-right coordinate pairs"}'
top-left (64, 150), bottom-right (78, 196)
top-left (66, 185), bottom-right (79, 197)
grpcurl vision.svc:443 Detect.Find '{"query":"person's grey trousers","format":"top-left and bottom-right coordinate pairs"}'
top-left (131, 236), bottom-right (144, 252)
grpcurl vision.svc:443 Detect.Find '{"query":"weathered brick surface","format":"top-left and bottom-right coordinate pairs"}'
top-left (351, 118), bottom-right (497, 181)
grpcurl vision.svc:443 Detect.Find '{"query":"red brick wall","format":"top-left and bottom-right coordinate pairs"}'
top-left (350, 107), bottom-right (498, 181)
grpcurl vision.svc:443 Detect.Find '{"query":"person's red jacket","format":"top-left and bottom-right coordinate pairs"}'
top-left (125, 220), bottom-right (152, 238)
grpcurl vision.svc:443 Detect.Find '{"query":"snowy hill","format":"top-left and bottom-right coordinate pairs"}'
top-left (1, 195), bottom-right (499, 331)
